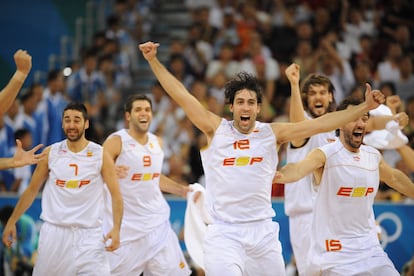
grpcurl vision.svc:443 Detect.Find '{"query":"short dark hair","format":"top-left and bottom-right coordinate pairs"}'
top-left (301, 73), bottom-right (336, 113)
top-left (63, 102), bottom-right (89, 120)
top-left (14, 128), bottom-right (31, 140)
top-left (335, 97), bottom-right (367, 136)
top-left (124, 94), bottom-right (153, 113)
top-left (224, 72), bottom-right (263, 105)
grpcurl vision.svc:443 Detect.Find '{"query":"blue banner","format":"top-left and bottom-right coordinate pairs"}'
top-left (1, 195), bottom-right (413, 272)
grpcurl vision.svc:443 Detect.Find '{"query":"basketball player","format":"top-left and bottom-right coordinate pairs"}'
top-left (139, 41), bottom-right (383, 276)
top-left (2, 102), bottom-right (123, 276)
top-left (275, 97), bottom-right (414, 275)
top-left (283, 63), bottom-right (407, 275)
top-left (102, 94), bottom-right (191, 275)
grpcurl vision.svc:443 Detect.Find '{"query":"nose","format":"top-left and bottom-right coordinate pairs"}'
top-left (356, 118), bottom-right (366, 128)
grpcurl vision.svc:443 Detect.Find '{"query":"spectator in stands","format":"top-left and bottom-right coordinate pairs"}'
top-left (66, 47), bottom-right (106, 143)
top-left (396, 54), bottom-right (414, 102)
top-left (9, 129), bottom-right (33, 195)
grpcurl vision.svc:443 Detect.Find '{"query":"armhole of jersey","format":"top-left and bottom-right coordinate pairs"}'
top-left (289, 137), bottom-right (310, 149)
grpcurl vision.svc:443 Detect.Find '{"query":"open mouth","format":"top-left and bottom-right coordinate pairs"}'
top-left (241, 116), bottom-right (250, 121)
top-left (352, 131), bottom-right (364, 140)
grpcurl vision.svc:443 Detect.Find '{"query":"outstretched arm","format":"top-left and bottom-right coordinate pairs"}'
top-left (273, 148), bottom-right (326, 183)
top-left (379, 157), bottom-right (414, 198)
top-left (366, 112), bottom-right (408, 132)
top-left (0, 140), bottom-right (45, 170)
top-left (0, 50), bottom-right (32, 115)
top-left (2, 148), bottom-right (50, 248)
top-left (139, 42), bottom-right (221, 141)
top-left (159, 175), bottom-right (191, 198)
top-left (274, 83), bottom-right (384, 145)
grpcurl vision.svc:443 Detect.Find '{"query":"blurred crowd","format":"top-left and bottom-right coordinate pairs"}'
top-left (1, 0), bottom-right (414, 202)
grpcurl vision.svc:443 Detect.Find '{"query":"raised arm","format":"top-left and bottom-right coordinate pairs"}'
top-left (273, 148), bottom-right (326, 184)
top-left (2, 148), bottom-right (50, 248)
top-left (0, 50), bottom-right (32, 115)
top-left (286, 63), bottom-right (308, 147)
top-left (274, 83), bottom-right (383, 145)
top-left (379, 157), bottom-right (414, 198)
top-left (159, 174), bottom-right (191, 198)
top-left (139, 42), bottom-right (221, 140)
top-left (101, 149), bottom-right (123, 252)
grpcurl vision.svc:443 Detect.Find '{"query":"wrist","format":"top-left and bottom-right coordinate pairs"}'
top-left (13, 71), bottom-right (28, 83)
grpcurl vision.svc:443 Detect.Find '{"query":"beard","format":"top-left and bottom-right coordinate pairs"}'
top-left (343, 131), bottom-right (363, 150)
top-left (65, 130), bottom-right (84, 142)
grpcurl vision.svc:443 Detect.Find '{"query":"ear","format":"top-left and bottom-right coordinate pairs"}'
top-left (257, 104), bottom-right (261, 114)
top-left (85, 119), bottom-right (90, 130)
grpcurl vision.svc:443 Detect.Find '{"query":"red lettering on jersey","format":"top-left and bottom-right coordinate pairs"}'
top-left (337, 187), bottom-right (353, 196)
top-left (337, 187), bottom-right (375, 197)
top-left (131, 173), bottom-right (161, 181)
top-left (325, 239), bottom-right (342, 251)
top-left (250, 157), bottom-right (263, 165)
top-left (79, 180), bottom-right (91, 188)
top-left (365, 187), bottom-right (374, 196)
top-left (56, 179), bottom-right (65, 187)
top-left (131, 173), bottom-right (142, 181)
top-left (233, 139), bottom-right (250, 150)
top-left (223, 157), bottom-right (236, 166)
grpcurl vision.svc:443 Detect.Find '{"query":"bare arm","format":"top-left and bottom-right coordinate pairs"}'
top-left (273, 83), bottom-right (383, 145)
top-left (0, 50), bottom-right (32, 115)
top-left (101, 149), bottom-right (123, 252)
top-left (286, 63), bottom-right (308, 147)
top-left (273, 148), bottom-right (326, 183)
top-left (2, 147), bottom-right (50, 248)
top-left (0, 140), bottom-right (46, 170)
top-left (139, 42), bottom-right (221, 142)
top-left (159, 174), bottom-right (191, 198)
top-left (379, 157), bottom-right (414, 198)
top-left (366, 112), bottom-right (408, 132)
top-left (396, 145), bottom-right (414, 171)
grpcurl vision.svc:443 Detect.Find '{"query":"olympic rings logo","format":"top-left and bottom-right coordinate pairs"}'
top-left (376, 212), bottom-right (403, 249)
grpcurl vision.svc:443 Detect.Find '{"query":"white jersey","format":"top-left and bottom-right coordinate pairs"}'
top-left (309, 139), bottom-right (382, 270)
top-left (284, 131), bottom-right (336, 216)
top-left (201, 119), bottom-right (277, 223)
top-left (41, 140), bottom-right (105, 228)
top-left (103, 129), bottom-right (169, 243)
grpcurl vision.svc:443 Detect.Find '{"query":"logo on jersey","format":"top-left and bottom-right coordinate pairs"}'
top-left (131, 173), bottom-right (160, 181)
top-left (223, 139), bottom-right (264, 167)
top-left (55, 179), bottom-right (91, 188)
top-left (86, 150), bottom-right (93, 157)
top-left (336, 186), bottom-right (374, 197)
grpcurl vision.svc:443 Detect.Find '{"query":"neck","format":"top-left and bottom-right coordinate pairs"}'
top-left (128, 129), bottom-right (148, 145)
top-left (66, 138), bottom-right (89, 153)
top-left (340, 136), bottom-right (360, 153)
